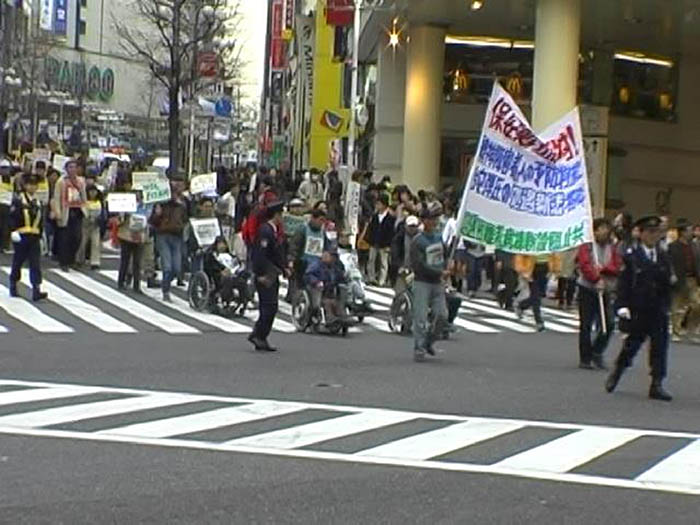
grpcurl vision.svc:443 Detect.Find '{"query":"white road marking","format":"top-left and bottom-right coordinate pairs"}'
top-left (1, 379), bottom-right (698, 496)
top-left (51, 270), bottom-right (199, 335)
top-left (100, 271), bottom-right (250, 333)
top-left (462, 300), bottom-right (576, 333)
top-left (0, 386), bottom-right (99, 406)
top-left (0, 394), bottom-right (193, 428)
top-left (225, 410), bottom-right (415, 449)
top-left (0, 284), bottom-right (74, 333)
top-left (636, 438), bottom-right (700, 488)
top-left (99, 401), bottom-right (304, 438)
top-left (494, 427), bottom-right (642, 473)
top-left (1, 267), bottom-right (136, 333)
top-left (356, 419), bottom-right (523, 460)
top-left (451, 317), bottom-right (500, 334)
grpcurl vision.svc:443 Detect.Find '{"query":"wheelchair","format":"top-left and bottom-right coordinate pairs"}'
top-left (388, 273), bottom-right (453, 340)
top-left (187, 251), bottom-right (254, 317)
top-left (291, 284), bottom-right (351, 337)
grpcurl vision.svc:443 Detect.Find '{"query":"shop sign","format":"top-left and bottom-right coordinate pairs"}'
top-left (44, 57), bottom-right (115, 101)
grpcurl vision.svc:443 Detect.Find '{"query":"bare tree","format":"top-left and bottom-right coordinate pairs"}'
top-left (113, 0), bottom-right (242, 174)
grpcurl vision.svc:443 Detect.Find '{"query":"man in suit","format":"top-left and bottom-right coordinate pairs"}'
top-left (668, 219), bottom-right (700, 338)
top-left (606, 215), bottom-right (674, 401)
top-left (366, 193), bottom-right (395, 287)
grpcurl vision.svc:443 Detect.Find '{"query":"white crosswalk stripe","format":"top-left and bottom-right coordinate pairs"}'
top-left (0, 267), bottom-right (584, 337)
top-left (0, 379), bottom-right (698, 496)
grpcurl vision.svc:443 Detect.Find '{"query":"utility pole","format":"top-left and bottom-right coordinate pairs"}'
top-left (347, 0), bottom-right (362, 171)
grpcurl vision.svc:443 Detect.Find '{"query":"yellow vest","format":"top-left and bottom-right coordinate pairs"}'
top-left (15, 193), bottom-right (42, 235)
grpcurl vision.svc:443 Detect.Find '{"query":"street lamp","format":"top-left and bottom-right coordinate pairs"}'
top-left (470, 0), bottom-right (484, 10)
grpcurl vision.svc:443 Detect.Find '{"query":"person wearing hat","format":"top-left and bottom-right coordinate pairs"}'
top-left (606, 215), bottom-right (674, 401)
top-left (8, 173), bottom-right (48, 301)
top-left (50, 158), bottom-right (87, 271)
top-left (667, 218), bottom-right (700, 338)
top-left (409, 202), bottom-right (449, 361)
top-left (249, 200), bottom-right (287, 351)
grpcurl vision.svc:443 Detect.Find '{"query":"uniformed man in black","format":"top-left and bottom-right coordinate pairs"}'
top-left (8, 174), bottom-right (48, 302)
top-left (606, 215), bottom-right (673, 401)
top-left (248, 201), bottom-right (286, 352)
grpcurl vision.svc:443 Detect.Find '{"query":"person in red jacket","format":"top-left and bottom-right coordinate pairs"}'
top-left (576, 218), bottom-right (623, 370)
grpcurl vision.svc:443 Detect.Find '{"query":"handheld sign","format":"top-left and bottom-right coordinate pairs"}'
top-left (131, 172), bottom-right (162, 190)
top-left (52, 154), bottom-right (71, 173)
top-left (190, 218), bottom-right (221, 247)
top-left (142, 178), bottom-right (171, 204)
top-left (107, 192), bottom-right (138, 213)
top-left (190, 173), bottom-right (217, 194)
top-left (455, 82), bottom-right (593, 254)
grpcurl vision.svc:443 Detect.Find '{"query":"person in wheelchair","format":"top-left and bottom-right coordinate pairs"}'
top-left (203, 235), bottom-right (251, 313)
top-left (304, 249), bottom-right (355, 328)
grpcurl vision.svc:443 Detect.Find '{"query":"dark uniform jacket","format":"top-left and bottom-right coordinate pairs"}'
top-left (10, 192), bottom-right (43, 238)
top-left (617, 245), bottom-right (672, 315)
top-left (251, 222), bottom-right (286, 280)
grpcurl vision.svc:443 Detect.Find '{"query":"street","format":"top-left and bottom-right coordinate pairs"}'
top-left (1, 253), bottom-right (699, 524)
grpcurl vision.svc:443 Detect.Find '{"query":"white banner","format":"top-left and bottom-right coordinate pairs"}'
top-left (107, 192), bottom-right (138, 213)
top-left (39, 0), bottom-right (54, 31)
top-left (344, 181), bottom-right (361, 235)
top-left (190, 218), bottom-right (221, 247)
top-left (52, 154), bottom-right (71, 173)
top-left (190, 173), bottom-right (217, 194)
top-left (455, 83), bottom-right (593, 254)
top-left (297, 15), bottom-right (314, 130)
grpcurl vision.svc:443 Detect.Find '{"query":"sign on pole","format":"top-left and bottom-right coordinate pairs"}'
top-left (107, 192), bottom-right (138, 213)
top-left (344, 180), bottom-right (361, 235)
top-left (455, 83), bottom-right (593, 254)
top-left (189, 173), bottom-right (217, 194)
top-left (190, 218), bottom-right (221, 247)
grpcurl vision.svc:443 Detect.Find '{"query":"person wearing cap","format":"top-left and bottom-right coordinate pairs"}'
top-left (668, 218), bottom-right (700, 338)
top-left (249, 200), bottom-right (287, 352)
top-left (409, 202), bottom-right (449, 361)
top-left (50, 158), bottom-right (87, 271)
top-left (149, 174), bottom-right (189, 302)
top-left (392, 214), bottom-right (421, 294)
top-left (8, 173), bottom-right (48, 301)
top-left (606, 215), bottom-right (674, 401)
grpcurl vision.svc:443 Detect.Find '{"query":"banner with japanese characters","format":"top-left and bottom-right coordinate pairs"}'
top-left (455, 83), bottom-right (593, 254)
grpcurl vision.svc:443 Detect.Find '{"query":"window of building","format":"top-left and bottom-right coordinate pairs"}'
top-left (80, 0), bottom-right (87, 7)
top-left (79, 20), bottom-right (87, 35)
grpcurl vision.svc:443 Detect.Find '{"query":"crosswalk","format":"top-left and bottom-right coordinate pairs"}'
top-left (0, 265), bottom-right (580, 337)
top-left (0, 379), bottom-right (698, 495)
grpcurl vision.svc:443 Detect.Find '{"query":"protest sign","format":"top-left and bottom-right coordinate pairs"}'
top-left (33, 149), bottom-right (52, 161)
top-left (455, 83), bottom-right (593, 254)
top-left (37, 177), bottom-right (49, 205)
top-left (52, 154), bottom-right (71, 173)
top-left (142, 178), bottom-right (171, 204)
top-left (190, 173), bottom-right (217, 194)
top-left (190, 218), bottom-right (221, 247)
top-left (344, 181), bottom-right (361, 235)
top-left (131, 172), bottom-right (162, 190)
top-left (107, 192), bottom-right (138, 213)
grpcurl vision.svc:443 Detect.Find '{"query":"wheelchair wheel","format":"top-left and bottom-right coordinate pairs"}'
top-left (188, 271), bottom-right (211, 312)
top-left (388, 291), bottom-right (412, 334)
top-left (292, 290), bottom-right (312, 332)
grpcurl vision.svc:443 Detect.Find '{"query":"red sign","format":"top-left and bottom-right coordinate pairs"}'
top-left (197, 52), bottom-right (218, 78)
top-left (270, 39), bottom-right (287, 71)
top-left (272, 0), bottom-right (284, 37)
top-left (326, 0), bottom-right (354, 26)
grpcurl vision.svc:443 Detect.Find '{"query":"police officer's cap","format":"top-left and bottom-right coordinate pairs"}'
top-left (22, 173), bottom-right (39, 185)
top-left (266, 200), bottom-right (284, 215)
top-left (634, 215), bottom-right (662, 231)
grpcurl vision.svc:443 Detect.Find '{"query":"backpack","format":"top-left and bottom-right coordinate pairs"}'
top-left (241, 203), bottom-right (266, 246)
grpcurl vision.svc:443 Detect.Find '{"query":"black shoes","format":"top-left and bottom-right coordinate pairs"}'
top-left (32, 289), bottom-right (48, 302)
top-left (9, 284), bottom-right (18, 297)
top-left (649, 381), bottom-right (673, 402)
top-left (605, 366), bottom-right (624, 393)
top-left (248, 335), bottom-right (277, 352)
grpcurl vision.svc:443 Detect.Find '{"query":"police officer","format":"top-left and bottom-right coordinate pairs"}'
top-left (249, 201), bottom-right (287, 352)
top-left (410, 202), bottom-right (450, 362)
top-left (606, 215), bottom-right (673, 401)
top-left (8, 174), bottom-right (48, 302)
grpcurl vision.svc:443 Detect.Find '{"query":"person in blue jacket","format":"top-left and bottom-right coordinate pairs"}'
top-left (304, 249), bottom-right (352, 327)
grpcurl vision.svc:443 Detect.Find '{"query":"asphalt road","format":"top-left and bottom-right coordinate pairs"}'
top-left (1, 253), bottom-right (699, 523)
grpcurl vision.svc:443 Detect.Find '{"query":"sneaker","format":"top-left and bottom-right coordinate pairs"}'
top-left (32, 291), bottom-right (48, 302)
top-left (176, 279), bottom-right (185, 287)
top-left (60, 265), bottom-right (70, 273)
top-left (536, 323), bottom-right (545, 332)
